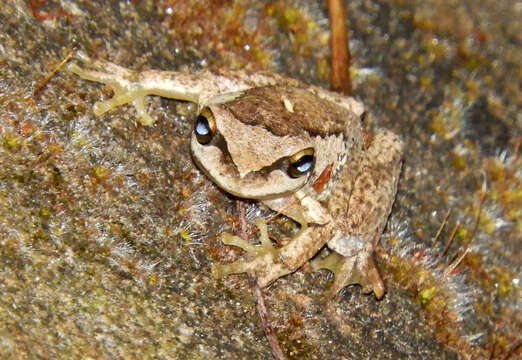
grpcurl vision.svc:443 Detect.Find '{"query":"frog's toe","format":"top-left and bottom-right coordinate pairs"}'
top-left (68, 52), bottom-right (136, 81)
top-left (67, 57), bottom-right (154, 125)
top-left (212, 218), bottom-right (283, 286)
top-left (312, 252), bottom-right (385, 299)
top-left (90, 90), bottom-right (137, 116)
top-left (66, 62), bottom-right (130, 89)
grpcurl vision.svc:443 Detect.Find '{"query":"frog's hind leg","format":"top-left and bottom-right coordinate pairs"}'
top-left (66, 53), bottom-right (155, 125)
top-left (317, 129), bottom-right (404, 299)
top-left (311, 248), bottom-right (385, 299)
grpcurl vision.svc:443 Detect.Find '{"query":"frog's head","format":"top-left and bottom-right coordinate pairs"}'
top-left (190, 104), bottom-right (315, 200)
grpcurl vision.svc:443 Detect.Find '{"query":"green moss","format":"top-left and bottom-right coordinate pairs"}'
top-left (418, 286), bottom-right (438, 304)
top-left (455, 226), bottom-right (469, 241)
top-left (490, 266), bottom-right (516, 297)
top-left (178, 228), bottom-right (191, 242)
top-left (71, 132), bottom-right (88, 147)
top-left (2, 133), bottom-right (23, 150)
top-left (450, 151), bottom-right (467, 171)
top-left (379, 248), bottom-right (477, 355)
top-left (92, 165), bottom-right (110, 181)
top-left (277, 327), bottom-right (316, 360)
top-left (38, 207), bottom-right (51, 218)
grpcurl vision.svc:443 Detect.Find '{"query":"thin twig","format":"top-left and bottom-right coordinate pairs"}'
top-left (441, 221), bottom-right (460, 257)
top-left (236, 201), bottom-right (287, 360)
top-left (32, 49), bottom-right (75, 98)
top-left (445, 173), bottom-right (487, 275)
top-left (444, 245), bottom-right (472, 276)
top-left (327, 0), bottom-right (352, 95)
top-left (432, 208), bottom-right (451, 244)
top-left (512, 134), bottom-right (520, 162)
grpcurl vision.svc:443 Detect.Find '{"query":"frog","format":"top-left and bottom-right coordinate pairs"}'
top-left (66, 52), bottom-right (403, 299)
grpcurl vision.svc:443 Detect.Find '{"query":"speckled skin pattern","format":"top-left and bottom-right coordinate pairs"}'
top-left (67, 54), bottom-right (403, 298)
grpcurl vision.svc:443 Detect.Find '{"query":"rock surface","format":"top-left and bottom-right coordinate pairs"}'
top-left (0, 0), bottom-right (519, 359)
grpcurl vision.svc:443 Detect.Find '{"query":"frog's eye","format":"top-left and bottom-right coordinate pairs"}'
top-left (288, 148), bottom-right (315, 178)
top-left (194, 108), bottom-right (216, 145)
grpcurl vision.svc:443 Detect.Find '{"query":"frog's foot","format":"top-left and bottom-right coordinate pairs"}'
top-left (66, 52), bottom-right (154, 125)
top-left (212, 218), bottom-right (292, 287)
top-left (311, 251), bottom-right (385, 299)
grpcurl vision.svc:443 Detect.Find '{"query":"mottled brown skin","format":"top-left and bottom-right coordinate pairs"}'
top-left (328, 131), bottom-right (403, 241)
top-left (67, 54), bottom-right (403, 299)
top-left (222, 86), bottom-right (349, 137)
top-left (321, 129), bottom-right (403, 297)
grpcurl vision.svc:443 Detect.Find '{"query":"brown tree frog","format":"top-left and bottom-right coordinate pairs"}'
top-left (67, 53), bottom-right (403, 298)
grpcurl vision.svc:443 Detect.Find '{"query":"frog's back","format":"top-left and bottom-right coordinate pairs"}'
top-left (221, 85), bottom-right (361, 139)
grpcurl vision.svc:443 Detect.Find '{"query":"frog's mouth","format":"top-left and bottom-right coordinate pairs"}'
top-left (190, 135), bottom-right (308, 200)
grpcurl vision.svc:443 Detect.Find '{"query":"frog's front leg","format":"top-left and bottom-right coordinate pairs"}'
top-left (313, 129), bottom-right (404, 299)
top-left (66, 53), bottom-right (280, 126)
top-left (68, 55), bottom-right (161, 125)
top-left (213, 192), bottom-right (333, 287)
top-left (67, 53), bottom-right (210, 125)
top-left (213, 220), bottom-right (334, 287)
